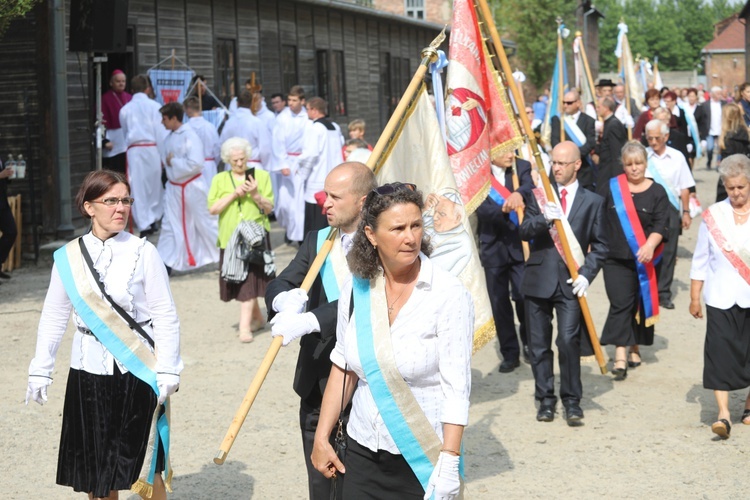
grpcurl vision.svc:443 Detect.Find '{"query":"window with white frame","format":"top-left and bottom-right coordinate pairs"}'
top-left (405, 0), bottom-right (424, 19)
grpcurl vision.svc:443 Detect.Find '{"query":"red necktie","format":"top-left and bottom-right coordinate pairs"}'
top-left (560, 188), bottom-right (568, 214)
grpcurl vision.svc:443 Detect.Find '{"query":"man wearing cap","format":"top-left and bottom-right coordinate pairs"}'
top-left (101, 70), bottom-right (132, 174)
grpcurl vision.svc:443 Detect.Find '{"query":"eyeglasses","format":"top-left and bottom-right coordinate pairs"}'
top-left (562, 101), bottom-right (577, 105)
top-left (371, 182), bottom-right (417, 196)
top-left (550, 160), bottom-right (577, 167)
top-left (91, 197), bottom-right (135, 207)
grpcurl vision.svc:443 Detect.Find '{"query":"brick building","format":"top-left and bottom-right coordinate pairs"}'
top-left (372, 0), bottom-right (452, 24)
top-left (702, 14), bottom-right (746, 93)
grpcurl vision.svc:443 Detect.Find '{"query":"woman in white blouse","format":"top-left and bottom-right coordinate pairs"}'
top-left (26, 170), bottom-right (182, 499)
top-left (311, 183), bottom-right (474, 499)
top-left (690, 154), bottom-right (750, 440)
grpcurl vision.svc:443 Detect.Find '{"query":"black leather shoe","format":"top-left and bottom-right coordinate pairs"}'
top-left (522, 345), bottom-right (531, 364)
top-left (565, 404), bottom-right (584, 426)
top-left (661, 299), bottom-right (675, 310)
top-left (0, 271), bottom-right (10, 279)
top-left (537, 405), bottom-right (555, 422)
top-left (498, 358), bottom-right (520, 373)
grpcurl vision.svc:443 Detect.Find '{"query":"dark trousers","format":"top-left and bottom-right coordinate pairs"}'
top-left (103, 153), bottom-right (126, 175)
top-left (304, 201), bottom-right (328, 238)
top-left (0, 197), bottom-right (17, 265)
top-left (300, 400), bottom-right (344, 500)
top-left (343, 439), bottom-right (424, 499)
top-left (525, 286), bottom-right (583, 407)
top-left (657, 208), bottom-right (680, 302)
top-left (484, 263), bottom-right (526, 361)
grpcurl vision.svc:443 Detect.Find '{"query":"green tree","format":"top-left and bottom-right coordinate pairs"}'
top-left (491, 0), bottom-right (578, 88)
top-left (0, 0), bottom-right (41, 37)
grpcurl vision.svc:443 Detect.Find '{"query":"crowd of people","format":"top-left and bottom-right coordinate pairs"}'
top-left (20, 70), bottom-right (750, 500)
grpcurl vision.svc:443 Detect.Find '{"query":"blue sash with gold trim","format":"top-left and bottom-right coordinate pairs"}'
top-left (54, 239), bottom-right (173, 497)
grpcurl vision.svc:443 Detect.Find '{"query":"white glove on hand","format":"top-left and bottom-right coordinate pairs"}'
top-left (157, 373), bottom-right (180, 405)
top-left (272, 288), bottom-right (309, 314)
top-left (25, 375), bottom-right (52, 406)
top-left (544, 202), bottom-right (564, 223)
top-left (700, 140), bottom-right (707, 152)
top-left (567, 275), bottom-right (590, 297)
top-left (424, 451), bottom-right (461, 500)
top-left (270, 311), bottom-right (320, 346)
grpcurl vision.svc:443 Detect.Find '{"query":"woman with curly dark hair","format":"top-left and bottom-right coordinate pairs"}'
top-left (311, 182), bottom-right (474, 499)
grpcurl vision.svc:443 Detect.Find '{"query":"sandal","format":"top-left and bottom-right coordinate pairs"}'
top-left (742, 409), bottom-right (750, 425)
top-left (711, 419), bottom-right (731, 439)
top-left (239, 330), bottom-right (254, 343)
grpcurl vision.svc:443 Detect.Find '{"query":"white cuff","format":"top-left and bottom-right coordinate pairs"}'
top-left (441, 398), bottom-right (470, 426)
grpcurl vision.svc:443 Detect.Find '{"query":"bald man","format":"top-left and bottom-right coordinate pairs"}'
top-left (551, 90), bottom-right (597, 191)
top-left (265, 161), bottom-right (377, 500)
top-left (519, 141), bottom-right (608, 426)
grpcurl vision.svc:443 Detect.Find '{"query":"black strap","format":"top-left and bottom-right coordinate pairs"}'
top-left (78, 237), bottom-right (155, 349)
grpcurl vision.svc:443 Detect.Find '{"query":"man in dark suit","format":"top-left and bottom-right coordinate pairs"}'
top-left (266, 161), bottom-right (376, 499)
top-left (476, 151), bottom-right (534, 372)
top-left (551, 90), bottom-right (597, 191)
top-left (519, 141), bottom-right (608, 426)
top-left (594, 96), bottom-right (628, 197)
top-left (694, 86), bottom-right (725, 169)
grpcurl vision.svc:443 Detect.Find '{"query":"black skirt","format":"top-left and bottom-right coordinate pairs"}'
top-left (704, 305), bottom-right (750, 391)
top-left (342, 438), bottom-right (424, 499)
top-left (601, 258), bottom-right (655, 347)
top-left (57, 365), bottom-right (162, 497)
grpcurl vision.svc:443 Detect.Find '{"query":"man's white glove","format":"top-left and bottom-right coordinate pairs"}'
top-left (687, 143), bottom-right (694, 154)
top-left (270, 311), bottom-right (320, 346)
top-left (424, 451), bottom-right (461, 500)
top-left (272, 288), bottom-right (309, 314)
top-left (700, 139), bottom-right (707, 152)
top-left (544, 202), bottom-right (564, 223)
top-left (567, 275), bottom-right (590, 297)
top-left (156, 373), bottom-right (180, 405)
top-left (25, 375), bottom-right (52, 406)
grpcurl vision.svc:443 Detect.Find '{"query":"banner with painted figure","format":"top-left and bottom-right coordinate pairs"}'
top-left (373, 85), bottom-right (496, 351)
top-left (148, 69), bottom-right (195, 105)
top-left (445, 0), bottom-right (522, 214)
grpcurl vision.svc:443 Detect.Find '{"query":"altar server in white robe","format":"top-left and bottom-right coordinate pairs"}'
top-left (272, 85), bottom-right (309, 244)
top-left (220, 90), bottom-right (272, 172)
top-left (184, 96), bottom-right (221, 189)
top-left (119, 74), bottom-right (167, 234)
top-left (157, 102), bottom-right (219, 271)
top-left (297, 96), bottom-right (345, 236)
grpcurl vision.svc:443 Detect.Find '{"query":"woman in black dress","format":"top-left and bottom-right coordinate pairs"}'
top-left (601, 142), bottom-right (670, 380)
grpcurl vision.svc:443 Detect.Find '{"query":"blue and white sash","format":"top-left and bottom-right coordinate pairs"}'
top-left (54, 240), bottom-right (173, 497)
top-left (681, 104), bottom-right (702, 157)
top-left (316, 227), bottom-right (347, 301)
top-left (352, 275), bottom-right (464, 495)
top-left (646, 158), bottom-right (680, 210)
top-left (563, 115), bottom-right (587, 148)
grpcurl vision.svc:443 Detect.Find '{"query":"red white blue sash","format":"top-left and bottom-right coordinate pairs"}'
top-left (610, 175), bottom-right (662, 326)
top-left (488, 177), bottom-right (518, 226)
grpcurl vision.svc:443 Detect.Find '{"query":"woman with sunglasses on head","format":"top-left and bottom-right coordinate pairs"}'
top-left (311, 183), bottom-right (474, 499)
top-left (26, 170), bottom-right (182, 499)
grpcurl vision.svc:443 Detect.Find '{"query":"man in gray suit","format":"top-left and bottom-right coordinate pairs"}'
top-left (519, 141), bottom-right (608, 426)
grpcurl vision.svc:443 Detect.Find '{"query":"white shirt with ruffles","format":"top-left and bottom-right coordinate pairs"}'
top-left (28, 231), bottom-right (183, 379)
top-left (330, 253), bottom-right (473, 455)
